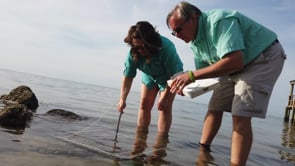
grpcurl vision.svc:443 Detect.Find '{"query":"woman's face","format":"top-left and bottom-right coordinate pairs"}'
top-left (132, 38), bottom-right (147, 56)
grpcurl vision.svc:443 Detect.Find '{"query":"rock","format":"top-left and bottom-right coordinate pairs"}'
top-left (45, 109), bottom-right (87, 120)
top-left (0, 85), bottom-right (39, 111)
top-left (0, 104), bottom-right (33, 129)
top-left (0, 85), bottom-right (38, 129)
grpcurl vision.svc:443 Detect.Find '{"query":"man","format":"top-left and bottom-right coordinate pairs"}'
top-left (166, 1), bottom-right (286, 165)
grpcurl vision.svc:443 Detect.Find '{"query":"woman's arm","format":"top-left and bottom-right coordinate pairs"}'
top-left (117, 77), bottom-right (133, 113)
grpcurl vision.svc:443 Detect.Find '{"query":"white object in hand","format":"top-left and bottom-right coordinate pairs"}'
top-left (167, 78), bottom-right (220, 98)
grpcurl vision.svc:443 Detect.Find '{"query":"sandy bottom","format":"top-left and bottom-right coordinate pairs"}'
top-left (0, 152), bottom-right (113, 166)
top-left (0, 116), bottom-right (115, 166)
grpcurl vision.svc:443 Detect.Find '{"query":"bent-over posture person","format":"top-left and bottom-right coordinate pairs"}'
top-left (117, 21), bottom-right (183, 137)
top-left (166, 1), bottom-right (286, 165)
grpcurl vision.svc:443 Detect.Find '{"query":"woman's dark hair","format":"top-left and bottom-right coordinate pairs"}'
top-left (124, 21), bottom-right (162, 55)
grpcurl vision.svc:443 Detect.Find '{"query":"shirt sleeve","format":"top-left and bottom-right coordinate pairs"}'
top-left (123, 51), bottom-right (137, 78)
top-left (214, 18), bottom-right (245, 59)
top-left (161, 42), bottom-right (183, 77)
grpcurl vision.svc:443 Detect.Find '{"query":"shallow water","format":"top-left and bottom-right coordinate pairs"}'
top-left (0, 68), bottom-right (294, 166)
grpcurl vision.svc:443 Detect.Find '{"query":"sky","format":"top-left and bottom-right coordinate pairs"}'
top-left (0, 0), bottom-right (294, 117)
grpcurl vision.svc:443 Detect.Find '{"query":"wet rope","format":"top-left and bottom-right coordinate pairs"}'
top-left (61, 104), bottom-right (114, 138)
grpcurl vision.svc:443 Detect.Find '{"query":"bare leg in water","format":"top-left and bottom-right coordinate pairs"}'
top-left (131, 126), bottom-right (149, 158)
top-left (147, 132), bottom-right (169, 164)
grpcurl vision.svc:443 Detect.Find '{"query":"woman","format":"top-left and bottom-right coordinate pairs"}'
top-left (117, 21), bottom-right (183, 135)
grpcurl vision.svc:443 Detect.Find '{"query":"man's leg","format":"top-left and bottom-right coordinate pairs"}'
top-left (201, 76), bottom-right (234, 151)
top-left (228, 42), bottom-right (285, 165)
top-left (199, 111), bottom-right (223, 151)
top-left (231, 115), bottom-right (252, 166)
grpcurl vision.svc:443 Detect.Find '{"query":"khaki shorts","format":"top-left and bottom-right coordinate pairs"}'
top-left (208, 41), bottom-right (286, 118)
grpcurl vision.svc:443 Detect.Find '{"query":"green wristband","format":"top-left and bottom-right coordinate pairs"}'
top-left (188, 71), bottom-right (195, 82)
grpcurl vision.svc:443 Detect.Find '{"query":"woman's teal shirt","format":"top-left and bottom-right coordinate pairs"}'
top-left (123, 36), bottom-right (183, 91)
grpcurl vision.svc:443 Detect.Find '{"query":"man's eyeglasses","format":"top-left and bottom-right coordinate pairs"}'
top-left (171, 20), bottom-right (188, 36)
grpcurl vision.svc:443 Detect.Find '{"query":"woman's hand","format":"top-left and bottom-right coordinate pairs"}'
top-left (117, 100), bottom-right (126, 113)
top-left (157, 95), bottom-right (169, 111)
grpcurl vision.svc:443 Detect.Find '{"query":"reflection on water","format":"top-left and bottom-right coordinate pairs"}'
top-left (146, 132), bottom-right (169, 165)
top-left (131, 126), bottom-right (170, 165)
top-left (0, 127), bottom-right (24, 135)
top-left (281, 122), bottom-right (295, 147)
top-left (131, 126), bottom-right (149, 159)
top-left (195, 150), bottom-right (216, 166)
top-left (113, 126), bottom-right (170, 166)
top-left (195, 144), bottom-right (216, 166)
top-left (279, 122), bottom-right (295, 164)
